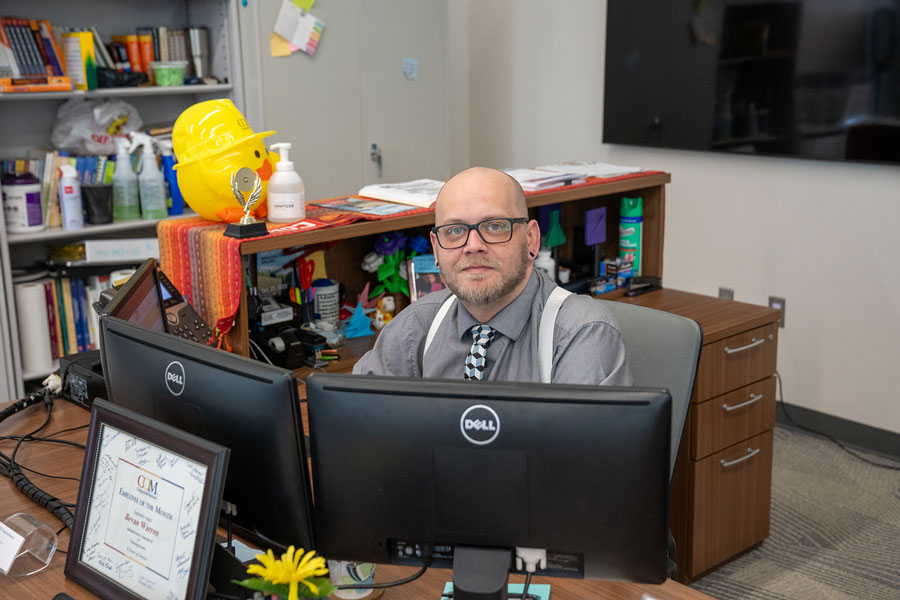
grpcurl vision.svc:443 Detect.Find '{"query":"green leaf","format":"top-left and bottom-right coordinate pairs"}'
top-left (231, 578), bottom-right (288, 595)
top-left (297, 577), bottom-right (336, 598)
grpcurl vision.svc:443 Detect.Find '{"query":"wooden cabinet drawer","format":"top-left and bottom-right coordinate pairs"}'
top-left (691, 376), bottom-right (776, 460)
top-left (692, 323), bottom-right (778, 401)
top-left (689, 431), bottom-right (773, 577)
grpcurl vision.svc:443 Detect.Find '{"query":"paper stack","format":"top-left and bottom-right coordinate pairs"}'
top-left (537, 161), bottom-right (646, 179)
top-left (357, 178), bottom-right (444, 208)
top-left (502, 168), bottom-right (585, 192)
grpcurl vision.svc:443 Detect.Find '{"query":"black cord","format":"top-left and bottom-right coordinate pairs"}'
top-left (776, 371), bottom-right (900, 471)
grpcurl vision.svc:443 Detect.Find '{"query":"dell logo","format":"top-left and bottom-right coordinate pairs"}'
top-left (164, 361), bottom-right (185, 396)
top-left (460, 405), bottom-right (500, 446)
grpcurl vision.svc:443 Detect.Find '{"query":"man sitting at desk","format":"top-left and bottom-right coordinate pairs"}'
top-left (353, 167), bottom-right (632, 384)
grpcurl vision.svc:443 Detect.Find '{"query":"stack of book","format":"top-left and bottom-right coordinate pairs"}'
top-left (32, 273), bottom-right (110, 359)
top-left (2, 152), bottom-right (115, 230)
top-left (0, 17), bottom-right (72, 92)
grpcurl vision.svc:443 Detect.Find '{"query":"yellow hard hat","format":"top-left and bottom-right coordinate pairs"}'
top-left (172, 98), bottom-right (275, 169)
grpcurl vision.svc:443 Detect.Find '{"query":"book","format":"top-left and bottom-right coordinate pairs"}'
top-left (357, 178), bottom-right (444, 208)
top-left (37, 21), bottom-right (65, 77)
top-left (502, 168), bottom-right (585, 192)
top-left (111, 34), bottom-right (142, 72)
top-left (61, 31), bottom-right (97, 90)
top-left (157, 26), bottom-right (169, 62)
top-left (42, 280), bottom-right (59, 360)
top-left (49, 279), bottom-right (64, 358)
top-left (69, 277), bottom-right (85, 353)
top-left (309, 196), bottom-right (417, 217)
top-left (90, 27), bottom-right (115, 71)
top-left (55, 278), bottom-right (70, 355)
top-left (0, 20), bottom-right (20, 78)
top-left (137, 32), bottom-right (153, 75)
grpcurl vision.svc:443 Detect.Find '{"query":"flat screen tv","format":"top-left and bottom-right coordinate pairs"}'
top-left (604, 0), bottom-right (900, 164)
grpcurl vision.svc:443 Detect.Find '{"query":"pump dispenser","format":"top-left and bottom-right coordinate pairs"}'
top-left (157, 139), bottom-right (184, 215)
top-left (128, 133), bottom-right (167, 220)
top-left (267, 142), bottom-right (305, 223)
top-left (112, 138), bottom-right (140, 221)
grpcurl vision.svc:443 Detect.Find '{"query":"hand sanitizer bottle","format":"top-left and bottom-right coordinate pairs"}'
top-left (128, 133), bottom-right (168, 220)
top-left (112, 138), bottom-right (140, 221)
top-left (267, 142), bottom-right (306, 223)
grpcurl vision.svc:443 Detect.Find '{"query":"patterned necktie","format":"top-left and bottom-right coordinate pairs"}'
top-left (464, 325), bottom-right (495, 380)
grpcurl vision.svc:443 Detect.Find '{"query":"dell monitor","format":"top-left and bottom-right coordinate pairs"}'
top-left (306, 373), bottom-right (671, 596)
top-left (98, 315), bottom-right (315, 552)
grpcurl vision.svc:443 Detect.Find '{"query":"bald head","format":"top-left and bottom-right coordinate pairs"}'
top-left (435, 167), bottom-right (527, 224)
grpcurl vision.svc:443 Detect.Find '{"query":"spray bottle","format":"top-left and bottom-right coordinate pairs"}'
top-left (267, 142), bottom-right (305, 223)
top-left (112, 138), bottom-right (140, 221)
top-left (128, 133), bottom-right (168, 220)
top-left (157, 139), bottom-right (184, 215)
top-left (58, 165), bottom-right (84, 230)
top-left (619, 196), bottom-right (643, 275)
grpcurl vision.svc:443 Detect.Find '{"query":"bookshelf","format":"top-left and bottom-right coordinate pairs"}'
top-left (0, 0), bottom-right (245, 403)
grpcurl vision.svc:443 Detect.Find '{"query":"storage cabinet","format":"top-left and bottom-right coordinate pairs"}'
top-left (625, 289), bottom-right (780, 582)
top-left (0, 0), bottom-right (243, 402)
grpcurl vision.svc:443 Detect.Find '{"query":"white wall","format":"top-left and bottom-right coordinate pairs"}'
top-left (463, 0), bottom-right (900, 434)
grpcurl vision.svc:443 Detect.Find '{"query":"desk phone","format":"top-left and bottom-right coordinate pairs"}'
top-left (158, 268), bottom-right (214, 344)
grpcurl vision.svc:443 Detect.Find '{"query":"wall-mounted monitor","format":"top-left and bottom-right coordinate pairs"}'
top-left (604, 0), bottom-right (900, 164)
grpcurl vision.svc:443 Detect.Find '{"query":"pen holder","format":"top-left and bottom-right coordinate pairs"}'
top-left (0, 513), bottom-right (58, 577)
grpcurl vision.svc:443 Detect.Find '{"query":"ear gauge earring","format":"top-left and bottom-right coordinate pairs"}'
top-left (529, 252), bottom-right (536, 259)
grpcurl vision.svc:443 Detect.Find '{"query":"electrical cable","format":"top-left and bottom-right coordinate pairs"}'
top-left (776, 371), bottom-right (900, 471)
top-left (1, 387), bottom-right (77, 529)
top-left (336, 544), bottom-right (434, 591)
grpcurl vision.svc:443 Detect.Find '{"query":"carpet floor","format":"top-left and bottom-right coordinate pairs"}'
top-left (689, 424), bottom-right (900, 600)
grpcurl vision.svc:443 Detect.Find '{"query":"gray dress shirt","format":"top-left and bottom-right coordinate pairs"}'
top-left (353, 270), bottom-right (633, 385)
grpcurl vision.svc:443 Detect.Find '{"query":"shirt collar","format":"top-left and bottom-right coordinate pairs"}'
top-left (455, 270), bottom-right (540, 341)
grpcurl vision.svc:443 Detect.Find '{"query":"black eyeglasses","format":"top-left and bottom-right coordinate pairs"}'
top-left (431, 218), bottom-right (529, 249)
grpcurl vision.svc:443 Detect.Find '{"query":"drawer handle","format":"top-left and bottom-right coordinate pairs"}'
top-left (723, 393), bottom-right (763, 412)
top-left (724, 337), bottom-right (765, 355)
top-left (720, 447), bottom-right (760, 468)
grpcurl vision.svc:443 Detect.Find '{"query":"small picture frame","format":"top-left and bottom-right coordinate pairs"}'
top-left (408, 254), bottom-right (446, 301)
top-left (65, 399), bottom-right (229, 600)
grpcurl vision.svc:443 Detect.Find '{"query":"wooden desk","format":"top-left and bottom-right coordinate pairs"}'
top-left (1, 399), bottom-right (714, 600)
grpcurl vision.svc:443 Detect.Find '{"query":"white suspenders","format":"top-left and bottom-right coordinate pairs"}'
top-left (422, 287), bottom-right (572, 383)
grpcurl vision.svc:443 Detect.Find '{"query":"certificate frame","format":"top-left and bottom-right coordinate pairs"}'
top-left (65, 399), bottom-right (229, 600)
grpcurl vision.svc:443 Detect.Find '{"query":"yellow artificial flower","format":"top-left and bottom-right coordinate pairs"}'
top-left (246, 545), bottom-right (329, 600)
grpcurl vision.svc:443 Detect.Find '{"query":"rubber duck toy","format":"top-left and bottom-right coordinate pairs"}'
top-left (172, 99), bottom-right (279, 222)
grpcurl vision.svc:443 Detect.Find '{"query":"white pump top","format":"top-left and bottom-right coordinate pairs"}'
top-left (270, 142), bottom-right (294, 170)
top-left (59, 165), bottom-right (77, 180)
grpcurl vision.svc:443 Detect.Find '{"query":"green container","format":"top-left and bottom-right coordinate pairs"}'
top-left (150, 61), bottom-right (187, 86)
top-left (619, 196), bottom-right (643, 275)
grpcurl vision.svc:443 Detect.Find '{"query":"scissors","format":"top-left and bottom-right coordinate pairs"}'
top-left (298, 257), bottom-right (315, 292)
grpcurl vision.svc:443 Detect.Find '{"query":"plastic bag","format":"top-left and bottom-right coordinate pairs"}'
top-left (50, 98), bottom-right (143, 155)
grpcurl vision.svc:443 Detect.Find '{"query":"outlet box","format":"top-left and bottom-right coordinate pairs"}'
top-left (769, 296), bottom-right (786, 327)
top-left (718, 287), bottom-right (734, 300)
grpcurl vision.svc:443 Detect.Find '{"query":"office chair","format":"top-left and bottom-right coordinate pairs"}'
top-left (598, 300), bottom-right (702, 578)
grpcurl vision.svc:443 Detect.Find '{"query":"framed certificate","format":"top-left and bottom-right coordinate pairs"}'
top-left (65, 399), bottom-right (229, 600)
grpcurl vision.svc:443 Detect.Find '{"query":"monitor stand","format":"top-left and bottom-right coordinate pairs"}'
top-left (452, 546), bottom-right (512, 600)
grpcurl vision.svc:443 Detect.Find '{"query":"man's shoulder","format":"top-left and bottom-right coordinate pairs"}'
top-left (555, 292), bottom-right (622, 333)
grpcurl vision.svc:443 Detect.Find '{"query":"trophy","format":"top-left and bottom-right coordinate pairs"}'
top-left (224, 167), bottom-right (269, 239)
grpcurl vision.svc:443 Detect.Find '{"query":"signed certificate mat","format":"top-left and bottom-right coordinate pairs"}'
top-left (65, 399), bottom-right (229, 600)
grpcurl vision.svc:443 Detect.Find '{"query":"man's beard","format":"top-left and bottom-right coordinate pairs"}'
top-left (442, 244), bottom-right (529, 306)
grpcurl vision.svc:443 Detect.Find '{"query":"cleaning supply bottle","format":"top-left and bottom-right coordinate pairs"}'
top-left (58, 165), bottom-right (84, 230)
top-left (619, 196), bottom-right (643, 275)
top-left (157, 139), bottom-right (184, 215)
top-left (112, 138), bottom-right (140, 221)
top-left (129, 133), bottom-right (168, 220)
top-left (534, 247), bottom-right (557, 281)
top-left (266, 142), bottom-right (305, 223)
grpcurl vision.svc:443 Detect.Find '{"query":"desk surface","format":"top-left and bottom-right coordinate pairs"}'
top-left (0, 398), bottom-right (714, 600)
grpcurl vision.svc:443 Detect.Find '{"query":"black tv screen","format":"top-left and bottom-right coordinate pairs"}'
top-left (604, 0), bottom-right (900, 164)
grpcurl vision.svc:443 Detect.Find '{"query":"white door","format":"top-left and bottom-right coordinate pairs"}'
top-left (239, 0), bottom-right (449, 200)
top-left (359, 0), bottom-right (449, 184)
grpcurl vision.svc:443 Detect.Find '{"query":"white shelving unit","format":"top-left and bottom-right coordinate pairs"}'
top-left (0, 0), bottom-right (246, 402)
